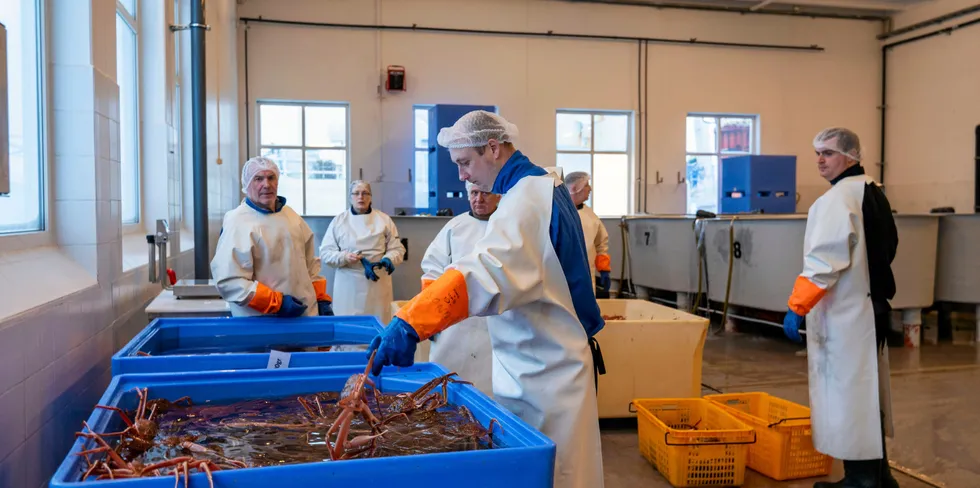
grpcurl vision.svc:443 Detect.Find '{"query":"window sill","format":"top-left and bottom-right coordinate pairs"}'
top-left (0, 230), bottom-right (54, 254)
top-left (0, 246), bottom-right (97, 322)
top-left (178, 230), bottom-right (194, 253)
top-left (121, 231), bottom-right (150, 272)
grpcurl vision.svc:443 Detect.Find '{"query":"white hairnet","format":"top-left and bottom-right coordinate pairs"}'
top-left (436, 110), bottom-right (519, 149)
top-left (241, 156), bottom-right (280, 192)
top-left (814, 127), bottom-right (862, 162)
top-left (563, 171), bottom-right (590, 193)
top-left (465, 181), bottom-right (479, 192)
top-left (349, 180), bottom-right (372, 194)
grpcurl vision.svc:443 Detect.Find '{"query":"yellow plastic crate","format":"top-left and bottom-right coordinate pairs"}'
top-left (632, 398), bottom-right (755, 487)
top-left (706, 392), bottom-right (832, 481)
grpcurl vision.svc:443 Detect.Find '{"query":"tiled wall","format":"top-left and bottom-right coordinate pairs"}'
top-left (0, 0), bottom-right (239, 486)
top-left (0, 256), bottom-right (193, 488)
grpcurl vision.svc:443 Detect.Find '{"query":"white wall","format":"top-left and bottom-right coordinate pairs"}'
top-left (237, 0), bottom-right (882, 215)
top-left (0, 1), bottom-right (239, 486)
top-left (884, 0), bottom-right (980, 213)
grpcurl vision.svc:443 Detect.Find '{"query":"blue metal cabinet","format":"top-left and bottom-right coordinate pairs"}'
top-left (719, 155), bottom-right (797, 214)
top-left (428, 104), bottom-right (497, 215)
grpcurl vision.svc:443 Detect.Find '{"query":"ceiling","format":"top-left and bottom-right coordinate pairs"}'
top-left (562, 0), bottom-right (934, 19)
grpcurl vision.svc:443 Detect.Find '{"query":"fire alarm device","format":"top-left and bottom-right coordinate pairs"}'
top-left (386, 65), bottom-right (406, 92)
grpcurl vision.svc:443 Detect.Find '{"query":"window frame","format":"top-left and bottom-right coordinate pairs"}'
top-left (555, 109), bottom-right (634, 216)
top-left (0, 0), bottom-right (48, 244)
top-left (684, 113), bottom-right (759, 214)
top-left (116, 0), bottom-right (141, 228)
top-left (412, 104), bottom-right (432, 209)
top-left (684, 113), bottom-right (758, 160)
top-left (256, 100), bottom-right (351, 217)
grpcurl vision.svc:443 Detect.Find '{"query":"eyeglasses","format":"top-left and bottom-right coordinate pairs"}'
top-left (351, 192), bottom-right (372, 197)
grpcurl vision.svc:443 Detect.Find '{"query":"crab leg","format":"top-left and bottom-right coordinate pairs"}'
top-left (81, 457), bottom-right (101, 481)
top-left (93, 406), bottom-right (135, 428)
top-left (199, 461), bottom-right (215, 488)
top-left (314, 396), bottom-right (325, 417)
top-left (132, 387), bottom-right (148, 420)
top-left (78, 422), bottom-right (129, 469)
top-left (297, 396), bottom-right (317, 418)
top-left (326, 409), bottom-right (354, 460)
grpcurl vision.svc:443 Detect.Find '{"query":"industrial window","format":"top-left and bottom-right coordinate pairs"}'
top-left (685, 114), bottom-right (757, 214)
top-left (116, 1), bottom-right (140, 224)
top-left (555, 110), bottom-right (632, 216)
top-left (257, 101), bottom-right (349, 216)
top-left (0, 0), bottom-right (44, 234)
top-left (413, 105), bottom-right (431, 209)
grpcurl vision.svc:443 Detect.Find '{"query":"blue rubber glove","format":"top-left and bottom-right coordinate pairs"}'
top-left (361, 258), bottom-right (380, 282)
top-left (317, 300), bottom-right (334, 316)
top-left (598, 271), bottom-right (611, 291)
top-left (276, 295), bottom-right (308, 318)
top-left (380, 257), bottom-right (395, 275)
top-left (783, 309), bottom-right (804, 343)
top-left (367, 317), bottom-right (420, 376)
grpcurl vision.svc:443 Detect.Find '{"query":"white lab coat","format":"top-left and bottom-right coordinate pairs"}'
top-left (211, 199), bottom-right (319, 317)
top-left (420, 213), bottom-right (493, 396)
top-left (450, 175), bottom-right (603, 488)
top-left (320, 208), bottom-right (405, 327)
top-left (801, 174), bottom-right (893, 460)
top-left (578, 205), bottom-right (609, 293)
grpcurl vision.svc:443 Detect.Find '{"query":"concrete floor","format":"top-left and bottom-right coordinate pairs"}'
top-left (600, 330), bottom-right (979, 487)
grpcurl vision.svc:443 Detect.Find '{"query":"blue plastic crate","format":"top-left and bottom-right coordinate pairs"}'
top-left (719, 155), bottom-right (797, 214)
top-left (51, 364), bottom-right (556, 488)
top-left (112, 316), bottom-right (384, 375)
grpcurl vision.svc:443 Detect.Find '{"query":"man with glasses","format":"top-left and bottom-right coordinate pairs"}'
top-left (417, 181), bottom-right (502, 395)
top-left (367, 111), bottom-right (605, 488)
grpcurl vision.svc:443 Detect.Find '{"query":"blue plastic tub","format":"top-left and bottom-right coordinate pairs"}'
top-left (51, 364), bottom-right (556, 487)
top-left (111, 316), bottom-right (384, 375)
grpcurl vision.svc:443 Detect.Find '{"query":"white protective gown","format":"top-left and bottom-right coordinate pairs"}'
top-left (577, 204), bottom-right (609, 293)
top-left (801, 173), bottom-right (893, 460)
top-left (420, 213), bottom-right (493, 396)
top-left (320, 208), bottom-right (405, 325)
top-left (450, 175), bottom-right (603, 488)
top-left (211, 199), bottom-right (319, 317)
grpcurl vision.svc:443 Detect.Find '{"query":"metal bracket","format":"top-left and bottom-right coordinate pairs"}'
top-left (170, 23), bottom-right (211, 32)
top-left (677, 171), bottom-right (686, 184)
top-left (655, 171), bottom-right (664, 184)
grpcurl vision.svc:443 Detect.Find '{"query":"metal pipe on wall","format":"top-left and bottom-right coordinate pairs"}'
top-left (879, 14), bottom-right (980, 199)
top-left (238, 18), bottom-right (826, 52)
top-left (643, 40), bottom-right (649, 213)
top-left (636, 40), bottom-right (643, 214)
top-left (877, 4), bottom-right (980, 40)
top-left (243, 25), bottom-right (250, 160)
top-left (565, 0), bottom-right (887, 21)
top-left (879, 46), bottom-right (887, 185)
top-left (191, 0), bottom-right (210, 278)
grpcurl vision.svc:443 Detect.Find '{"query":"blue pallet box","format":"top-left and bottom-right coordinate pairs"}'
top-left (112, 316), bottom-right (384, 375)
top-left (719, 155), bottom-right (797, 214)
top-left (51, 364), bottom-right (557, 488)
